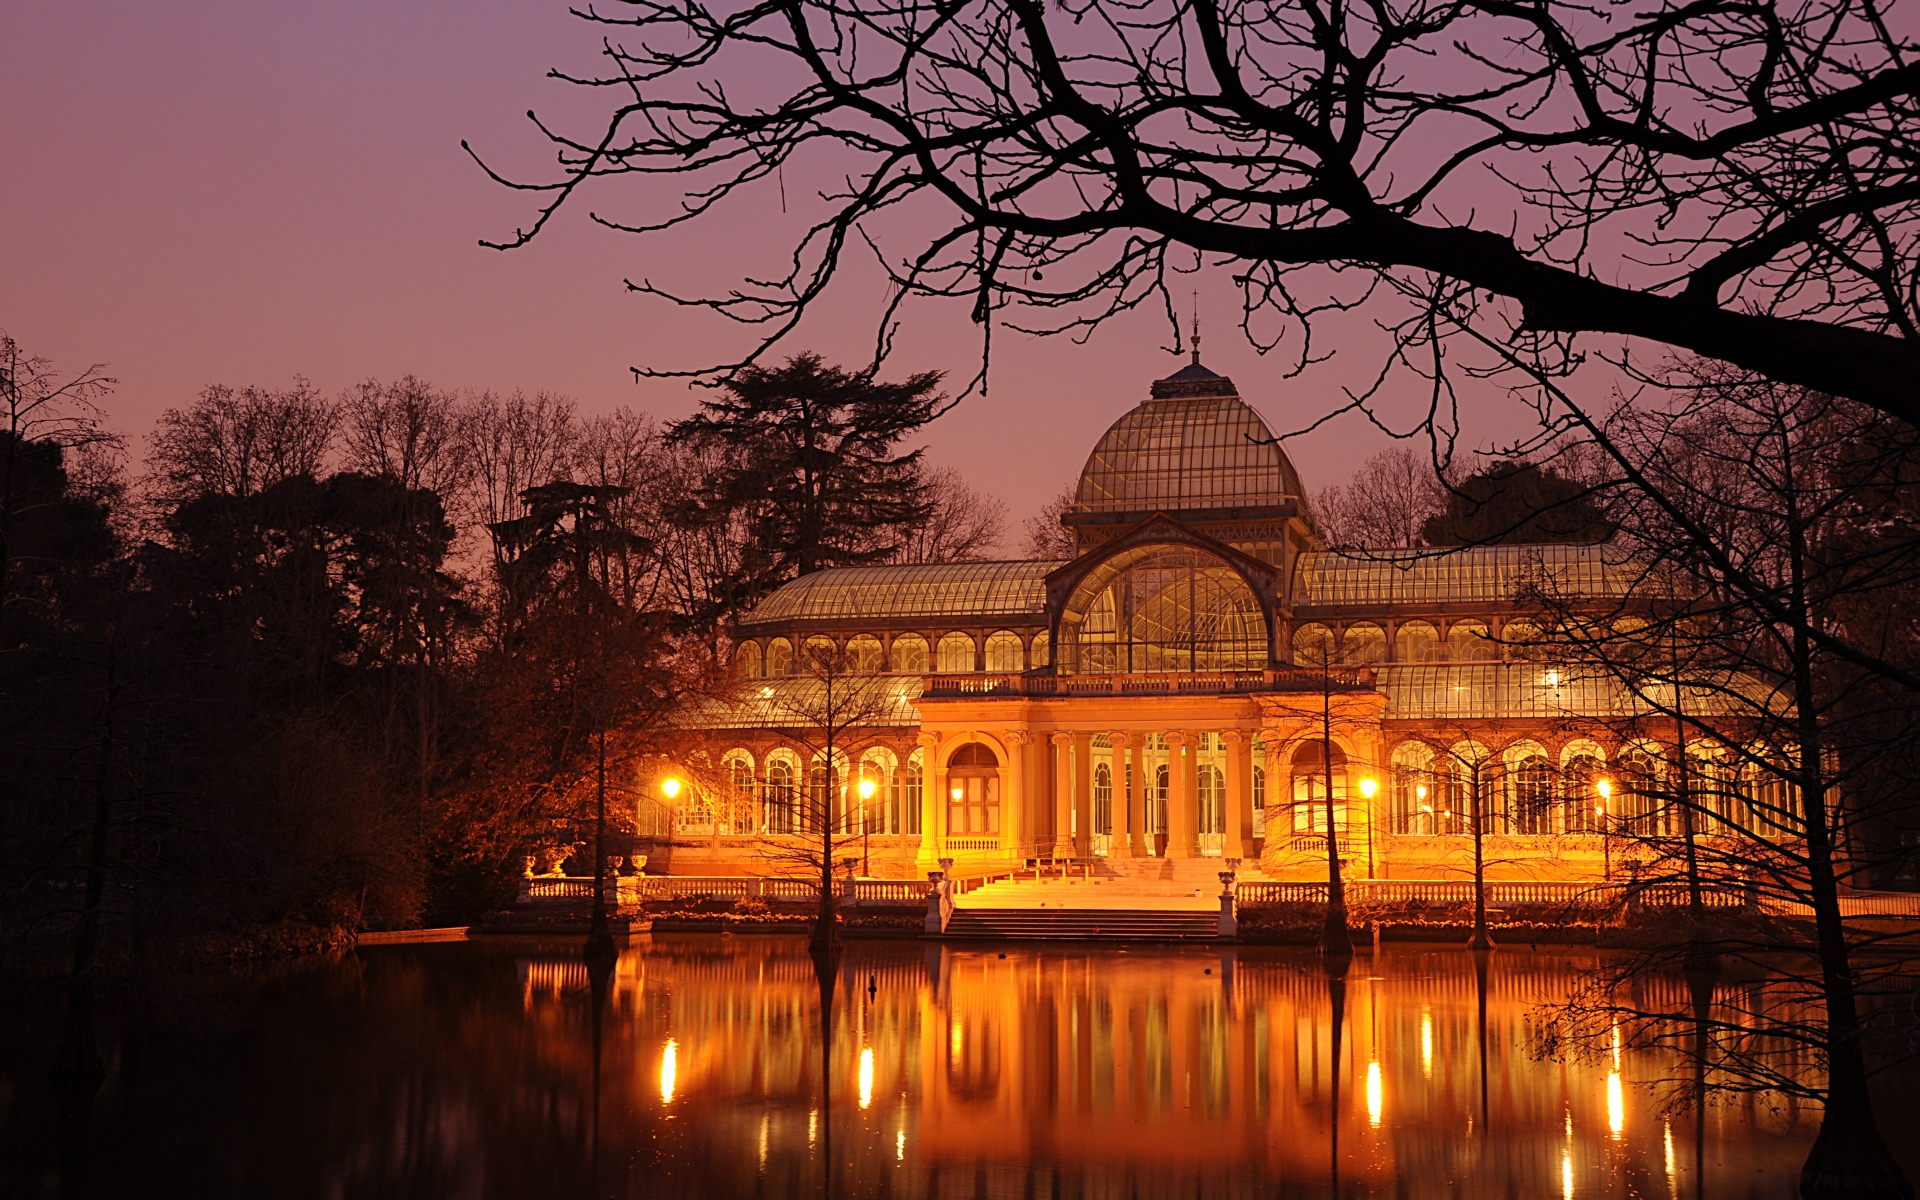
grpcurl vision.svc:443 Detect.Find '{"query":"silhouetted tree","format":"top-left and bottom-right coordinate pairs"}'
top-left (1421, 462), bottom-right (1612, 547)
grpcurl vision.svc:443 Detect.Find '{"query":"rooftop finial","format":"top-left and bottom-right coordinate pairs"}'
top-left (1190, 289), bottom-right (1201, 365)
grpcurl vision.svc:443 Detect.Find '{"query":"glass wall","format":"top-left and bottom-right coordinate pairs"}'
top-left (1059, 545), bottom-right (1268, 674)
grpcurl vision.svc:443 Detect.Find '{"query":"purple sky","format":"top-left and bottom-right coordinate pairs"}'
top-left (7, 0), bottom-right (1566, 536)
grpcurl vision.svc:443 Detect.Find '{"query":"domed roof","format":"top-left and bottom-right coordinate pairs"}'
top-left (1074, 362), bottom-right (1303, 518)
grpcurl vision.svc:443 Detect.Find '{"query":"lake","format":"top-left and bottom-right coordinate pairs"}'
top-left (4, 935), bottom-right (1912, 1198)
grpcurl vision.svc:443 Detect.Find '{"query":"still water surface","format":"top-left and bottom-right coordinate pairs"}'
top-left (7, 935), bottom-right (1908, 1198)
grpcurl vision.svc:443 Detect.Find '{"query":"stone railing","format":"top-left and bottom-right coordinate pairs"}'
top-left (920, 666), bottom-right (1373, 700)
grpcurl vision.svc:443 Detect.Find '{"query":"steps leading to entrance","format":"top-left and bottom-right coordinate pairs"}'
top-left (955, 856), bottom-right (1262, 912)
top-left (943, 908), bottom-right (1220, 941)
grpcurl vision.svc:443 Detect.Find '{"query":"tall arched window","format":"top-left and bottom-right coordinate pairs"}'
top-left (1563, 753), bottom-right (1604, 833)
top-left (1251, 765), bottom-right (1268, 838)
top-left (1448, 620), bottom-right (1496, 661)
top-left (1291, 741), bottom-right (1349, 833)
top-left (846, 634), bottom-right (884, 673)
top-left (1618, 748), bottom-right (1664, 834)
top-left (891, 633), bottom-right (929, 673)
top-left (1093, 763), bottom-right (1114, 847)
top-left (764, 758), bottom-right (797, 834)
top-left (1292, 623), bottom-right (1337, 667)
top-left (1342, 622), bottom-right (1387, 665)
top-left (1394, 621), bottom-right (1439, 662)
top-left (901, 753), bottom-right (924, 836)
top-left (1509, 754), bottom-right (1555, 834)
top-left (1150, 764), bottom-right (1170, 849)
top-left (946, 742), bottom-right (1001, 838)
top-left (1197, 765), bottom-right (1226, 849)
top-left (937, 632), bottom-right (977, 673)
top-left (734, 641), bottom-right (763, 678)
top-left (1029, 631), bottom-right (1051, 667)
top-left (985, 630), bottom-right (1024, 671)
top-left (1057, 544), bottom-right (1268, 674)
top-left (765, 637), bottom-right (793, 676)
top-left (726, 754), bottom-right (757, 834)
top-left (1391, 742), bottom-right (1436, 834)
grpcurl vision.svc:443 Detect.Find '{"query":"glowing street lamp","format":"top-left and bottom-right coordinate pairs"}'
top-left (661, 776), bottom-right (683, 800)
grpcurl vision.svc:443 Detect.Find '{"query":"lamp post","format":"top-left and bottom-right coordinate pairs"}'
top-left (1596, 777), bottom-right (1613, 881)
top-left (858, 776), bottom-right (878, 877)
top-left (1359, 777), bottom-right (1379, 879)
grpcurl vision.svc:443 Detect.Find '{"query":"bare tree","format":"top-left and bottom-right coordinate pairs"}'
top-left (1020, 482), bottom-right (1078, 560)
top-left (1312, 447), bottom-right (1446, 549)
top-left (473, 0), bottom-right (1920, 419)
top-left (756, 639), bottom-right (910, 950)
top-left (889, 466), bottom-right (1007, 563)
top-left (147, 380), bottom-right (337, 506)
top-left (340, 375), bottom-right (471, 498)
top-left (0, 333), bottom-right (116, 614)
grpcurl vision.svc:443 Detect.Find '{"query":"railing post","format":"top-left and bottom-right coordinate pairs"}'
top-left (1217, 868), bottom-right (1238, 939)
top-left (925, 871), bottom-right (947, 934)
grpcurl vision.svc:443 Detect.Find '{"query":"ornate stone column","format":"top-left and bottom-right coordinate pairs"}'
top-left (1111, 731), bottom-right (1140, 858)
top-left (1164, 731), bottom-right (1193, 858)
top-left (1003, 730), bottom-right (1031, 861)
top-left (1050, 733), bottom-right (1075, 858)
top-left (917, 731), bottom-right (943, 864)
top-left (1222, 729), bottom-right (1255, 860)
top-left (1072, 732), bottom-right (1093, 857)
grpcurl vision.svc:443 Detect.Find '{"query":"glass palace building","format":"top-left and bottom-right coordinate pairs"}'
top-left (666, 357), bottom-right (1687, 882)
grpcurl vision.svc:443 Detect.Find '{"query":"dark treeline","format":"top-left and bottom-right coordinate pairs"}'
top-left (0, 339), bottom-right (994, 975)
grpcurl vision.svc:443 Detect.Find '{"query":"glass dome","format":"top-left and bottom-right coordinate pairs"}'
top-left (1056, 545), bottom-right (1269, 674)
top-left (1074, 377), bottom-right (1302, 517)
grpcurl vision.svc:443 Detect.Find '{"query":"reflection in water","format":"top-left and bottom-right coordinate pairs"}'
top-left (3, 936), bottom-right (1907, 1198)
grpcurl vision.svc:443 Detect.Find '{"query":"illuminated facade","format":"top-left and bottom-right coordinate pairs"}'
top-left (667, 356), bottom-right (1737, 882)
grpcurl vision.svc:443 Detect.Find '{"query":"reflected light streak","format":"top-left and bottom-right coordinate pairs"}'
top-left (950, 1022), bottom-right (963, 1059)
top-left (1664, 1121), bottom-right (1676, 1196)
top-left (1611, 1022), bottom-right (1622, 1069)
top-left (808, 1109), bottom-right (817, 1147)
top-left (660, 1038), bottom-right (679, 1105)
top-left (1606, 1071), bottom-right (1624, 1139)
top-left (1562, 1152), bottom-right (1575, 1200)
top-left (858, 1047), bottom-right (875, 1109)
top-left (1366, 1061), bottom-right (1383, 1128)
top-left (895, 1129), bottom-right (905, 1161)
top-left (1421, 1009), bottom-right (1433, 1079)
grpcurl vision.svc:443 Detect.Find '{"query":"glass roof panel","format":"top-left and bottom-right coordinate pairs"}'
top-left (675, 676), bottom-right (925, 730)
top-left (1076, 395), bottom-right (1302, 515)
top-left (737, 560), bottom-right (1052, 628)
top-left (1296, 544), bottom-right (1645, 608)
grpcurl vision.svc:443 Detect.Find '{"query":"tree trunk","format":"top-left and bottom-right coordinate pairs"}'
top-left (1467, 767), bottom-right (1494, 950)
top-left (1319, 675), bottom-right (1351, 957)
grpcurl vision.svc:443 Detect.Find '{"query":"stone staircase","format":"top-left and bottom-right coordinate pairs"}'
top-left (942, 907), bottom-right (1220, 940)
top-left (940, 856), bottom-right (1257, 939)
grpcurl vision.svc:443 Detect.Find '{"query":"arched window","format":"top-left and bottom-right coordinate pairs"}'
top-left (1093, 764), bottom-right (1114, 842)
top-left (1150, 764), bottom-right (1170, 843)
top-left (1290, 740), bottom-right (1349, 833)
top-left (846, 634), bottom-right (884, 673)
top-left (1292, 622), bottom-right (1336, 667)
top-left (1251, 765), bottom-right (1268, 838)
top-left (801, 635), bottom-right (837, 673)
top-left (1395, 621), bottom-right (1440, 662)
top-left (1501, 620), bottom-right (1545, 661)
top-left (902, 752), bottom-right (925, 836)
top-left (725, 751), bottom-right (757, 834)
top-left (1509, 754), bottom-right (1555, 834)
top-left (891, 633), bottom-right (929, 674)
top-left (1390, 742), bottom-right (1436, 834)
top-left (985, 630), bottom-right (1024, 672)
top-left (1342, 622), bottom-right (1387, 665)
top-left (1563, 753), bottom-right (1604, 834)
top-left (765, 637), bottom-right (794, 676)
top-left (1197, 765), bottom-right (1226, 837)
top-left (1029, 631), bottom-right (1051, 668)
top-left (734, 640), bottom-right (763, 678)
top-left (1738, 754), bottom-right (1792, 837)
top-left (937, 632), bottom-right (977, 673)
top-left (809, 760), bottom-right (846, 834)
top-left (1057, 544), bottom-right (1268, 674)
top-left (946, 742), bottom-right (1001, 838)
top-left (764, 757), bottom-right (797, 834)
top-left (1618, 748), bottom-right (1664, 834)
top-left (1448, 620), bottom-right (1496, 661)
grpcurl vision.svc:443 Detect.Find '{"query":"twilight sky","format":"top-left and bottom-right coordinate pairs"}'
top-left (6, 0), bottom-right (1566, 538)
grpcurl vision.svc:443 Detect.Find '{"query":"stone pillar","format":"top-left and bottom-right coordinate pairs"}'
top-left (917, 731), bottom-right (943, 864)
top-left (1003, 730), bottom-right (1031, 861)
top-left (1164, 731), bottom-right (1193, 858)
top-left (1222, 729), bottom-right (1255, 860)
top-left (1263, 742), bottom-right (1282, 852)
top-left (1072, 732), bottom-right (1093, 857)
top-left (1050, 733), bottom-right (1075, 858)
top-left (1111, 731), bottom-right (1140, 858)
